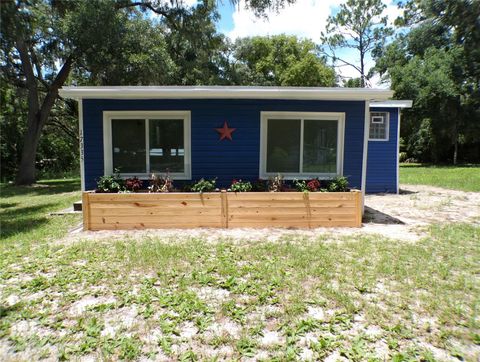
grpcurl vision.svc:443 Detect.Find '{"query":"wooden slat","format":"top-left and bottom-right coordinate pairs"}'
top-left (89, 200), bottom-right (221, 208)
top-left (229, 207), bottom-right (356, 215)
top-left (89, 222), bottom-right (221, 230)
top-left (82, 192), bottom-right (91, 231)
top-left (221, 190), bottom-right (228, 228)
top-left (90, 208), bottom-right (221, 217)
top-left (228, 220), bottom-right (358, 228)
top-left (354, 191), bottom-right (362, 227)
top-left (226, 200), bottom-right (355, 208)
top-left (89, 193), bottom-right (221, 201)
top-left (227, 192), bottom-right (356, 201)
top-left (229, 213), bottom-right (356, 221)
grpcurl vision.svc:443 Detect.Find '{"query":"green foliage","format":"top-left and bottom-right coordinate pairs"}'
top-left (321, 0), bottom-right (393, 86)
top-left (327, 176), bottom-right (349, 192)
top-left (293, 179), bottom-right (321, 192)
top-left (229, 179), bottom-right (252, 192)
top-left (230, 35), bottom-right (336, 86)
top-left (376, 0), bottom-right (480, 164)
top-left (191, 178), bottom-right (216, 193)
top-left (96, 170), bottom-right (123, 193)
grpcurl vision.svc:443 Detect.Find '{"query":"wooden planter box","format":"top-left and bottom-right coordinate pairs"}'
top-left (82, 190), bottom-right (362, 230)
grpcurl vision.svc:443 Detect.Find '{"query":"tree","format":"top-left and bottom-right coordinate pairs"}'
top-left (376, 0), bottom-right (480, 164)
top-left (229, 35), bottom-right (336, 86)
top-left (2, 0), bottom-right (296, 185)
top-left (320, 0), bottom-right (393, 87)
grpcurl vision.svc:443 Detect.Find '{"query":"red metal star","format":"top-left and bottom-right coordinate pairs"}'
top-left (215, 121), bottom-right (236, 141)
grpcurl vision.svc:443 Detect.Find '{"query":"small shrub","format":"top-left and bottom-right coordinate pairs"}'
top-left (191, 178), bottom-right (216, 193)
top-left (294, 179), bottom-right (321, 192)
top-left (124, 177), bottom-right (143, 192)
top-left (327, 176), bottom-right (349, 192)
top-left (149, 172), bottom-right (173, 193)
top-left (95, 169), bottom-right (123, 193)
top-left (268, 173), bottom-right (284, 192)
top-left (252, 179), bottom-right (267, 192)
top-left (229, 179), bottom-right (252, 192)
top-left (399, 152), bottom-right (408, 163)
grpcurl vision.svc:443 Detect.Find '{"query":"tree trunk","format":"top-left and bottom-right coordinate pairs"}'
top-left (453, 138), bottom-right (458, 165)
top-left (15, 115), bottom-right (43, 185)
top-left (14, 33), bottom-right (73, 185)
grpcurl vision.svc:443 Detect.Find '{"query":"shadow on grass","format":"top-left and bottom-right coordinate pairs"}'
top-left (1, 203), bottom-right (57, 219)
top-left (0, 216), bottom-right (50, 240)
top-left (363, 206), bottom-right (405, 225)
top-left (0, 179), bottom-right (80, 198)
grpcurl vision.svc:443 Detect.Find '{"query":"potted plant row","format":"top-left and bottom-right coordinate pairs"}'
top-left (82, 171), bottom-right (362, 230)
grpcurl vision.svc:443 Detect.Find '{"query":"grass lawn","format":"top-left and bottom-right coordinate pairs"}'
top-left (400, 164), bottom-right (480, 192)
top-left (1, 179), bottom-right (479, 361)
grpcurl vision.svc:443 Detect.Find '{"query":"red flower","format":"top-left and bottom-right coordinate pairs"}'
top-left (306, 179), bottom-right (320, 192)
top-left (232, 179), bottom-right (238, 185)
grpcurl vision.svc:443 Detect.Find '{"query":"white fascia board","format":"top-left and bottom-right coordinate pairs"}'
top-left (59, 86), bottom-right (394, 101)
top-left (370, 100), bottom-right (413, 108)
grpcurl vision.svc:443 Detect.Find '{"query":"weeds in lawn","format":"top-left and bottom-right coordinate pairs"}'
top-left (1, 178), bottom-right (479, 360)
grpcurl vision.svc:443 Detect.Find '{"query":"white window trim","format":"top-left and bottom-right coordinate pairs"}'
top-left (369, 111), bottom-right (389, 141)
top-left (259, 111), bottom-right (345, 180)
top-left (103, 111), bottom-right (191, 179)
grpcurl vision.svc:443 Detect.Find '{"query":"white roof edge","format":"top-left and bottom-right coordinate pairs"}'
top-left (370, 100), bottom-right (413, 108)
top-left (59, 86), bottom-right (394, 101)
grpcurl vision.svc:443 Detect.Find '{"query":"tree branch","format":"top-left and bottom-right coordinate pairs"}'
top-left (38, 55), bottom-right (74, 129)
top-left (14, 35), bottom-right (40, 113)
top-left (115, 1), bottom-right (179, 30)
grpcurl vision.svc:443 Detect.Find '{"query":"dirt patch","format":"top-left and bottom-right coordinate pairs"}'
top-left (62, 184), bottom-right (479, 244)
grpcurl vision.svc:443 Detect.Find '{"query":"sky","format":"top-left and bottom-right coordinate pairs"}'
top-left (212, 0), bottom-right (403, 87)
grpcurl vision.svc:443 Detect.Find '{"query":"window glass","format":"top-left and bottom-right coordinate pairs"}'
top-left (303, 120), bottom-right (337, 173)
top-left (266, 119), bottom-right (301, 173)
top-left (149, 119), bottom-right (184, 173)
top-left (112, 119), bottom-right (146, 173)
top-left (369, 112), bottom-right (388, 140)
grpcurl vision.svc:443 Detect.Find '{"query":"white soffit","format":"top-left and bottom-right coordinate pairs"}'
top-left (59, 86), bottom-right (394, 101)
top-left (370, 100), bottom-right (413, 108)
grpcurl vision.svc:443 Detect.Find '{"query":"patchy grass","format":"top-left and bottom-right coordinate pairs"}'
top-left (400, 164), bottom-right (480, 192)
top-left (1, 222), bottom-right (479, 360)
top-left (1, 178), bottom-right (479, 360)
top-left (0, 178), bottom-right (81, 252)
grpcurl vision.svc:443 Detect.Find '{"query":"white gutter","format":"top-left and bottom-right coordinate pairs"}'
top-left (370, 100), bottom-right (413, 108)
top-left (59, 86), bottom-right (394, 101)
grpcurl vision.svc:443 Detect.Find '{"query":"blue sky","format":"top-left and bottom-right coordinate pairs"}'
top-left (211, 0), bottom-right (402, 87)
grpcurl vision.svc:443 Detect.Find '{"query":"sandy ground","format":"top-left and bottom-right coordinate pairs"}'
top-left (65, 184), bottom-right (480, 243)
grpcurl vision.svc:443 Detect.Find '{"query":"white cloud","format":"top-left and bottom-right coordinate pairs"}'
top-left (228, 0), bottom-right (336, 40)
top-left (226, 0), bottom-right (401, 87)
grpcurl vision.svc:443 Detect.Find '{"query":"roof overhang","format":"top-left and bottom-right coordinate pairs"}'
top-left (370, 100), bottom-right (413, 108)
top-left (59, 86), bottom-right (394, 101)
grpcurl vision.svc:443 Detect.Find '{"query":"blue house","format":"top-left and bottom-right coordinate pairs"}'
top-left (59, 86), bottom-right (412, 194)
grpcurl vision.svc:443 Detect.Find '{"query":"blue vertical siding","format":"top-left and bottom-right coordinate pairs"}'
top-left (366, 107), bottom-right (399, 193)
top-left (82, 99), bottom-right (366, 190)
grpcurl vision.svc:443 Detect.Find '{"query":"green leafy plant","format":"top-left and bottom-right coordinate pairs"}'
top-left (229, 179), bottom-right (252, 192)
top-left (191, 178), bottom-right (216, 193)
top-left (95, 169), bottom-right (123, 193)
top-left (149, 172), bottom-right (173, 193)
top-left (252, 179), bottom-right (267, 191)
top-left (293, 179), bottom-right (321, 192)
top-left (327, 176), bottom-right (349, 192)
top-left (268, 173), bottom-right (284, 192)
